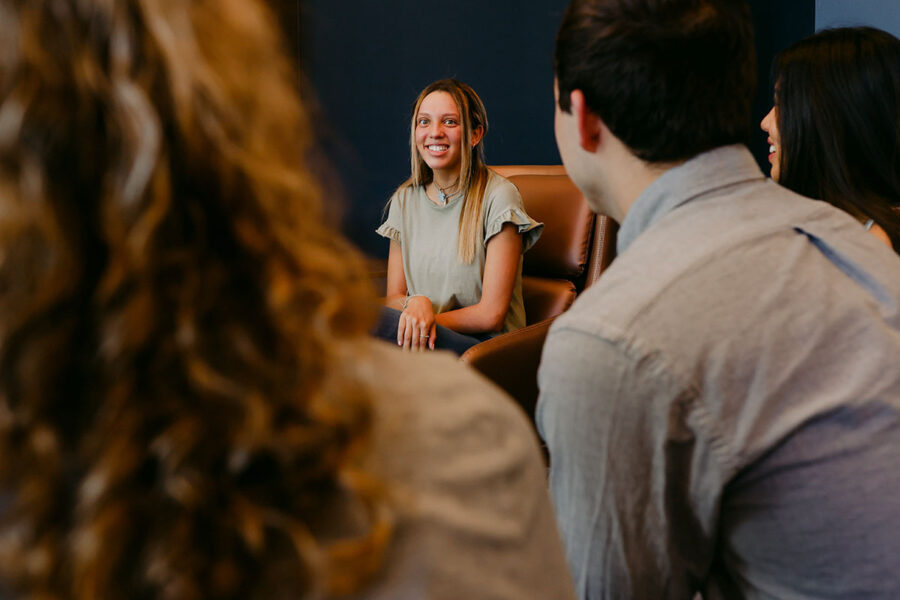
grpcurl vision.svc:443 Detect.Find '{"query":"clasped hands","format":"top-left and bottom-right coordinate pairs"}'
top-left (398, 295), bottom-right (436, 351)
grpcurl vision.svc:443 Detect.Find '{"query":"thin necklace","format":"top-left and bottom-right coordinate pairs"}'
top-left (435, 178), bottom-right (460, 205)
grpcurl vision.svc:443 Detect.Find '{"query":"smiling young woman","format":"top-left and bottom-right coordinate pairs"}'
top-left (374, 79), bottom-right (543, 355)
top-left (761, 27), bottom-right (900, 251)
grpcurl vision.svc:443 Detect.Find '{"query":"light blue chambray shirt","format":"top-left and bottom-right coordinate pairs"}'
top-left (538, 145), bottom-right (900, 599)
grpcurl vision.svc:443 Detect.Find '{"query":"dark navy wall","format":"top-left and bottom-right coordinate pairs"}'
top-left (748, 0), bottom-right (815, 171)
top-left (290, 0), bottom-right (815, 256)
top-left (300, 1), bottom-right (570, 257)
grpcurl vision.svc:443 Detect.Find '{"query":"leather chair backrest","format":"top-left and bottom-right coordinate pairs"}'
top-left (521, 276), bottom-right (576, 324)
top-left (586, 213), bottom-right (618, 287)
top-left (461, 168), bottom-right (618, 421)
top-left (491, 164), bottom-right (567, 178)
top-left (505, 172), bottom-right (616, 324)
top-left (509, 174), bottom-right (596, 280)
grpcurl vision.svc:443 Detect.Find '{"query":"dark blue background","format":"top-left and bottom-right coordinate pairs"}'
top-left (275, 0), bottom-right (816, 257)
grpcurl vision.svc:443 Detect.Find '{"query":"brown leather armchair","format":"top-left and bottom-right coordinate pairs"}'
top-left (460, 167), bottom-right (618, 418)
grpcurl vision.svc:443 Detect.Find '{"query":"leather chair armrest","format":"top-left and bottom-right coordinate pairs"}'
top-left (459, 316), bottom-right (557, 419)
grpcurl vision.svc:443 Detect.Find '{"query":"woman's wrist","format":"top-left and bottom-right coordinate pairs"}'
top-left (401, 294), bottom-right (427, 310)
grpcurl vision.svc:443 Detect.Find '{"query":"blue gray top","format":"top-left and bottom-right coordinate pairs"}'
top-left (538, 144), bottom-right (900, 599)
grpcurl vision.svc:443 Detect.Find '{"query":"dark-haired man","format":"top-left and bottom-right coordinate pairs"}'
top-left (537, 0), bottom-right (900, 598)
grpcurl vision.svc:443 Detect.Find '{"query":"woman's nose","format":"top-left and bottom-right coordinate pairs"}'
top-left (760, 108), bottom-right (773, 132)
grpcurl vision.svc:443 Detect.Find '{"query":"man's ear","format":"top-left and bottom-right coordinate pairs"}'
top-left (570, 90), bottom-right (602, 152)
top-left (471, 125), bottom-right (485, 146)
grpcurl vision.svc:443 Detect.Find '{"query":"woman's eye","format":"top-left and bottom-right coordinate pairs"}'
top-left (443, 119), bottom-right (458, 126)
top-left (417, 118), bottom-right (429, 126)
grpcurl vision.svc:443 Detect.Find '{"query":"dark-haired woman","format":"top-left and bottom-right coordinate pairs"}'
top-left (761, 26), bottom-right (900, 251)
top-left (375, 79), bottom-right (542, 355)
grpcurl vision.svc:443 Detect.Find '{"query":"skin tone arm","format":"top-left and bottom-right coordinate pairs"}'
top-left (435, 223), bottom-right (520, 333)
top-left (385, 239), bottom-right (432, 351)
top-left (387, 224), bottom-right (522, 350)
top-left (385, 240), bottom-right (435, 350)
top-left (385, 239), bottom-right (408, 310)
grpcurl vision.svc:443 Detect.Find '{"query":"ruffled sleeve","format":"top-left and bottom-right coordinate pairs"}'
top-left (375, 192), bottom-right (402, 243)
top-left (483, 176), bottom-right (544, 252)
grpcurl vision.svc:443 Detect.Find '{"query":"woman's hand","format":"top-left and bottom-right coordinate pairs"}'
top-left (432, 223), bottom-right (521, 334)
top-left (398, 295), bottom-right (437, 351)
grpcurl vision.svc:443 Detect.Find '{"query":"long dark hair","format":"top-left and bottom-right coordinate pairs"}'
top-left (774, 26), bottom-right (900, 250)
top-left (0, 0), bottom-right (389, 597)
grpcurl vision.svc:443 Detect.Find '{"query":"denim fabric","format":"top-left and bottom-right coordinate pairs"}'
top-left (372, 307), bottom-right (490, 356)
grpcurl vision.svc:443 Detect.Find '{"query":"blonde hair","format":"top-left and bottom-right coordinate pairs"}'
top-left (404, 79), bottom-right (489, 263)
top-left (0, 0), bottom-right (390, 597)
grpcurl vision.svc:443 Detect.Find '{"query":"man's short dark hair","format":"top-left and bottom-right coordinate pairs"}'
top-left (555, 0), bottom-right (756, 163)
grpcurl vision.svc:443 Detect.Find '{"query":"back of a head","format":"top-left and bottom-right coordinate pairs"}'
top-left (0, 0), bottom-right (384, 597)
top-left (555, 0), bottom-right (756, 163)
top-left (775, 26), bottom-right (900, 248)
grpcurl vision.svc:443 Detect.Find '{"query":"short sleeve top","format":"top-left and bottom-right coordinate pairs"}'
top-left (376, 170), bottom-right (542, 333)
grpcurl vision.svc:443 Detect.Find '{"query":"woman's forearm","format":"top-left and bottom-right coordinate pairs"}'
top-left (384, 240), bottom-right (408, 310)
top-left (436, 225), bottom-right (521, 334)
top-left (435, 302), bottom-right (506, 334)
top-left (434, 224), bottom-right (520, 334)
top-left (384, 293), bottom-right (407, 310)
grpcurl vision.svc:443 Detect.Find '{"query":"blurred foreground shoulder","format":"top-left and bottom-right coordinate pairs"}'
top-left (348, 340), bottom-right (575, 600)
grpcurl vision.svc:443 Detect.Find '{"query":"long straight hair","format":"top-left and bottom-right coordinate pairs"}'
top-left (774, 26), bottom-right (900, 251)
top-left (402, 79), bottom-right (489, 263)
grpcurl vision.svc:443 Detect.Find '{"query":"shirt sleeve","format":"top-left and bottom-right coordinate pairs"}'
top-left (483, 179), bottom-right (543, 252)
top-left (375, 192), bottom-right (402, 243)
top-left (357, 344), bottom-right (577, 600)
top-left (536, 324), bottom-right (724, 599)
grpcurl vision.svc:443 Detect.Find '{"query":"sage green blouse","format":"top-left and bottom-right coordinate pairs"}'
top-left (376, 170), bottom-right (542, 333)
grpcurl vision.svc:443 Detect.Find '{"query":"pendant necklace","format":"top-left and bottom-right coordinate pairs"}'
top-left (435, 178), bottom-right (460, 206)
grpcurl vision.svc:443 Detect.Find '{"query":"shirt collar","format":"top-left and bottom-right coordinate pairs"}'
top-left (616, 145), bottom-right (765, 254)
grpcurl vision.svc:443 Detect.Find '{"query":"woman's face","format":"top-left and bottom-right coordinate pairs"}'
top-left (760, 105), bottom-right (781, 181)
top-left (415, 91), bottom-right (465, 177)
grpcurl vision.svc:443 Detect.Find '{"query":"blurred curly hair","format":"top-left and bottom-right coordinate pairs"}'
top-left (0, 0), bottom-right (388, 597)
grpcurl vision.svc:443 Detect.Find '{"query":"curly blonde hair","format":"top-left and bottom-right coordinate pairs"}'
top-left (0, 0), bottom-right (388, 597)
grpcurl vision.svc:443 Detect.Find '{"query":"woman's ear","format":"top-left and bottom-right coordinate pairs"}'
top-left (472, 125), bottom-right (485, 146)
